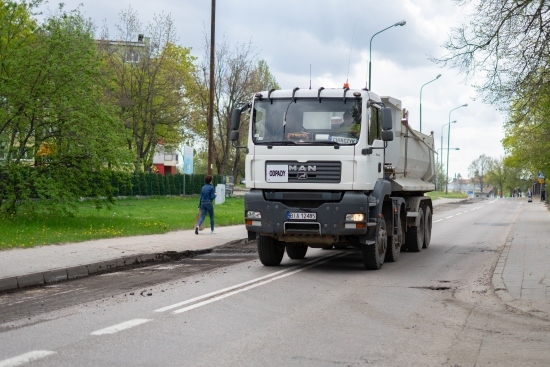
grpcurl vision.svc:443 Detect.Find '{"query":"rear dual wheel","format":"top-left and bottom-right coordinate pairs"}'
top-left (406, 208), bottom-right (424, 252)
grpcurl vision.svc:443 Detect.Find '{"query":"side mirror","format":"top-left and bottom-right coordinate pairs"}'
top-left (382, 130), bottom-right (394, 142)
top-left (231, 108), bottom-right (242, 131)
top-left (230, 130), bottom-right (239, 142)
top-left (381, 107), bottom-right (393, 131)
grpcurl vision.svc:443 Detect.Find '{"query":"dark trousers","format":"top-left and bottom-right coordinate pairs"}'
top-left (198, 202), bottom-right (214, 231)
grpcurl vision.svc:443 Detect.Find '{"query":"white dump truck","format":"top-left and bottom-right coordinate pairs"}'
top-left (230, 87), bottom-right (435, 270)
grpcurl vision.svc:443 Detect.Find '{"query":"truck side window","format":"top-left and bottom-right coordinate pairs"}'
top-left (368, 107), bottom-right (381, 144)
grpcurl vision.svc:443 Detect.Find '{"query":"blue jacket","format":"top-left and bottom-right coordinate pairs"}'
top-left (198, 184), bottom-right (216, 207)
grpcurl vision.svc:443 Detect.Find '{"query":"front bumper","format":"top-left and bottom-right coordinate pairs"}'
top-left (244, 189), bottom-right (371, 239)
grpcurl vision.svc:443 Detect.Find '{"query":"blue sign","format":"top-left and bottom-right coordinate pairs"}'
top-left (538, 172), bottom-right (546, 179)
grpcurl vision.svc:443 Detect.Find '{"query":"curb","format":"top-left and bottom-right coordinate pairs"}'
top-left (0, 248), bottom-right (214, 294)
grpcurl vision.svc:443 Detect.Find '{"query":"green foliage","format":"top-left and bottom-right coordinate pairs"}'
top-left (503, 84), bottom-right (550, 182)
top-left (0, 1), bottom-right (131, 215)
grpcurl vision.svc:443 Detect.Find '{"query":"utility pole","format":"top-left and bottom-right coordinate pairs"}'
top-left (207, 0), bottom-right (216, 175)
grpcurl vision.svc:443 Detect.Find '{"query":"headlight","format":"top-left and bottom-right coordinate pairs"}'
top-left (247, 211), bottom-right (262, 219)
top-left (346, 213), bottom-right (365, 222)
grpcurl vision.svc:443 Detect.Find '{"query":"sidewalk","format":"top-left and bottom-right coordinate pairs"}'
top-left (0, 226), bottom-right (249, 292)
top-left (493, 198), bottom-right (550, 317)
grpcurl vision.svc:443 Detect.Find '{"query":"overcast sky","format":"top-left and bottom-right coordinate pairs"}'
top-left (39, 0), bottom-right (506, 180)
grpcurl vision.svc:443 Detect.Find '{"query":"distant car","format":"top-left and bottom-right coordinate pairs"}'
top-left (240, 178), bottom-right (246, 184)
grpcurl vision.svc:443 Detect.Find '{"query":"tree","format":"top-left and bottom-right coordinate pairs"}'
top-left (502, 85), bottom-right (550, 178)
top-left (485, 157), bottom-right (507, 198)
top-left (0, 1), bottom-right (129, 215)
top-left (99, 7), bottom-right (196, 172)
top-left (435, 160), bottom-right (448, 192)
top-left (435, 0), bottom-right (550, 111)
top-left (468, 154), bottom-right (492, 192)
top-left (194, 36), bottom-right (279, 177)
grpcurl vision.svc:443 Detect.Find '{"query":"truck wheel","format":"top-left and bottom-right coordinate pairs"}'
top-left (384, 215), bottom-right (401, 262)
top-left (286, 244), bottom-right (308, 259)
top-left (362, 218), bottom-right (387, 270)
top-left (423, 206), bottom-right (432, 249)
top-left (257, 235), bottom-right (285, 266)
top-left (406, 208), bottom-right (424, 252)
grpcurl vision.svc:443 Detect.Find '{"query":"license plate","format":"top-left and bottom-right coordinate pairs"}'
top-left (287, 212), bottom-right (316, 220)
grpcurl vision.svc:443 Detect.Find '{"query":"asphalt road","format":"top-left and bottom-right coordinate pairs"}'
top-left (1, 199), bottom-right (549, 366)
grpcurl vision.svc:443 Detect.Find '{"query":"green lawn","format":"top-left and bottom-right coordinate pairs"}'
top-left (426, 191), bottom-right (469, 200)
top-left (0, 196), bottom-right (244, 250)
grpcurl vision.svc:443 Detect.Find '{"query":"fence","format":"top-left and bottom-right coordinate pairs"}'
top-left (110, 172), bottom-right (224, 197)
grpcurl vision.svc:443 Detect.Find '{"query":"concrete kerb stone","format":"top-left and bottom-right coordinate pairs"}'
top-left (43, 269), bottom-right (68, 284)
top-left (17, 273), bottom-right (45, 288)
top-left (0, 277), bottom-right (18, 292)
top-left (67, 265), bottom-right (90, 280)
top-left (87, 258), bottom-right (126, 274)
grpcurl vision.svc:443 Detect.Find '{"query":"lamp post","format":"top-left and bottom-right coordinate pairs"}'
top-left (436, 147), bottom-right (459, 195)
top-left (438, 121), bottom-right (455, 194)
top-left (446, 104), bottom-right (468, 194)
top-left (368, 20), bottom-right (406, 90)
top-left (419, 74), bottom-right (441, 133)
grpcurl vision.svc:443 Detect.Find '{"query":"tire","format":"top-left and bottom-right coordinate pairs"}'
top-left (423, 206), bottom-right (432, 249)
top-left (257, 235), bottom-right (285, 266)
top-left (362, 217), bottom-right (387, 270)
top-left (286, 243), bottom-right (308, 259)
top-left (384, 214), bottom-right (401, 262)
top-left (406, 207), bottom-right (424, 252)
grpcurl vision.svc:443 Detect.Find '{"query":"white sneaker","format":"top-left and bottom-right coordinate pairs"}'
top-left (211, 230), bottom-right (217, 234)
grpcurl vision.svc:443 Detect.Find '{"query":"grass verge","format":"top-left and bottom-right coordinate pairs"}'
top-left (0, 196), bottom-right (244, 250)
top-left (426, 191), bottom-right (469, 200)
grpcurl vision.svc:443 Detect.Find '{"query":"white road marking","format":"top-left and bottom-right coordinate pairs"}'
top-left (91, 319), bottom-right (152, 335)
top-left (155, 251), bottom-right (344, 313)
top-left (0, 351), bottom-right (56, 367)
top-left (173, 252), bottom-right (349, 314)
top-left (455, 212), bottom-right (462, 216)
top-left (445, 216), bottom-right (454, 219)
top-left (433, 219), bottom-right (443, 223)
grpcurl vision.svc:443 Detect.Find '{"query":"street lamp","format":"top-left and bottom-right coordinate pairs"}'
top-left (419, 74), bottom-right (441, 133)
top-left (436, 147), bottom-right (459, 194)
top-left (446, 104), bottom-right (468, 194)
top-left (368, 20), bottom-right (406, 90)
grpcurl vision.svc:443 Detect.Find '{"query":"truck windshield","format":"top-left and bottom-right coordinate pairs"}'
top-left (252, 98), bottom-right (362, 145)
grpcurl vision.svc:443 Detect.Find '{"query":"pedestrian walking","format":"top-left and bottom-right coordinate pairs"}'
top-left (195, 175), bottom-right (217, 235)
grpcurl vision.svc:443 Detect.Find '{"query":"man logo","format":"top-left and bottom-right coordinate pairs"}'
top-left (297, 173), bottom-right (308, 179)
top-left (289, 165), bottom-right (316, 172)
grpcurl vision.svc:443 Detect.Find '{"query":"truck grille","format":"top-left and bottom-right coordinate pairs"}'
top-left (266, 161), bottom-right (341, 183)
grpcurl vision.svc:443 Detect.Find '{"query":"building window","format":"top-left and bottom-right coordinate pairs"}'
top-left (125, 50), bottom-right (140, 63)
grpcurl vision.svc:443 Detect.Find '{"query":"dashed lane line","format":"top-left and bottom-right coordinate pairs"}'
top-left (0, 351), bottom-right (56, 367)
top-left (155, 251), bottom-right (345, 313)
top-left (445, 216), bottom-right (454, 219)
top-left (91, 319), bottom-right (152, 336)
